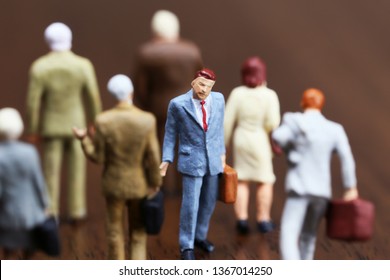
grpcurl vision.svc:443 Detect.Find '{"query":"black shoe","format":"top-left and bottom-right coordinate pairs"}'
top-left (236, 220), bottom-right (250, 235)
top-left (181, 249), bottom-right (195, 260)
top-left (257, 221), bottom-right (275, 233)
top-left (194, 239), bottom-right (215, 253)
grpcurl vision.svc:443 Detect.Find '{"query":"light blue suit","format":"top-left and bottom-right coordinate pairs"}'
top-left (272, 110), bottom-right (356, 259)
top-left (162, 89), bottom-right (225, 251)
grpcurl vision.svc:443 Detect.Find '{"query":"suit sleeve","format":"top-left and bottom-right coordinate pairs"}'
top-left (30, 147), bottom-right (49, 209)
top-left (334, 125), bottom-right (357, 189)
top-left (83, 59), bottom-right (102, 122)
top-left (26, 65), bottom-right (45, 134)
top-left (80, 124), bottom-right (105, 164)
top-left (272, 113), bottom-right (296, 148)
top-left (162, 100), bottom-right (178, 163)
top-left (144, 116), bottom-right (163, 187)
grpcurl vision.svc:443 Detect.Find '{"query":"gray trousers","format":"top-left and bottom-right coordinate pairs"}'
top-left (280, 193), bottom-right (328, 260)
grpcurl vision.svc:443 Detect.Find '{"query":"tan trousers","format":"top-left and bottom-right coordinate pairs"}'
top-left (105, 196), bottom-right (147, 260)
top-left (43, 137), bottom-right (86, 219)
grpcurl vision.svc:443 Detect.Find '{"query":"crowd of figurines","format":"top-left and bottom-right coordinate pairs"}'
top-left (0, 10), bottom-right (358, 260)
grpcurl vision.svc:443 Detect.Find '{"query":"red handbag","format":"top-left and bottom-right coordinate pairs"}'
top-left (326, 198), bottom-right (375, 241)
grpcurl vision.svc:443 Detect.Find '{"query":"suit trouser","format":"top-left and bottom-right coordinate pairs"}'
top-left (43, 137), bottom-right (86, 219)
top-left (105, 196), bottom-right (147, 260)
top-left (179, 174), bottom-right (219, 251)
top-left (280, 193), bottom-right (328, 260)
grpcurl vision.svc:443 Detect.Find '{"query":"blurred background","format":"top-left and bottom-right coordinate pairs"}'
top-left (0, 0), bottom-right (389, 259)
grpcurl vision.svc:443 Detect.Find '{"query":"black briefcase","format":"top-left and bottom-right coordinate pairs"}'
top-left (32, 216), bottom-right (61, 256)
top-left (141, 190), bottom-right (164, 235)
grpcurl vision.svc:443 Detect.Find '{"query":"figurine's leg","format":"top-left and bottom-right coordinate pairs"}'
top-left (255, 183), bottom-right (274, 222)
top-left (234, 181), bottom-right (250, 220)
top-left (179, 175), bottom-right (203, 251)
top-left (67, 137), bottom-right (86, 220)
top-left (195, 174), bottom-right (218, 241)
top-left (127, 199), bottom-right (147, 260)
top-left (43, 138), bottom-right (63, 218)
top-left (299, 196), bottom-right (328, 260)
top-left (105, 196), bottom-right (125, 260)
top-left (280, 194), bottom-right (308, 260)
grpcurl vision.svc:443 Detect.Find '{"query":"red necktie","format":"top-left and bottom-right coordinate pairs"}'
top-left (200, 100), bottom-right (208, 132)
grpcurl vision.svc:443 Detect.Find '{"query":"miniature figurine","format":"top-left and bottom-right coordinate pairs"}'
top-left (160, 68), bottom-right (225, 260)
top-left (0, 108), bottom-right (49, 259)
top-left (272, 88), bottom-right (359, 260)
top-left (72, 74), bottom-right (162, 260)
top-left (224, 56), bottom-right (280, 234)
top-left (134, 10), bottom-right (203, 195)
top-left (26, 22), bottom-right (102, 222)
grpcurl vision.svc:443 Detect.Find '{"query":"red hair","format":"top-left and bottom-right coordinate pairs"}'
top-left (194, 68), bottom-right (216, 81)
top-left (241, 56), bottom-right (266, 88)
top-left (301, 88), bottom-right (325, 110)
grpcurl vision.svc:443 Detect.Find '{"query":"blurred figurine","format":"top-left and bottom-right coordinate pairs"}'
top-left (26, 22), bottom-right (102, 222)
top-left (73, 74), bottom-right (162, 260)
top-left (160, 68), bottom-right (225, 260)
top-left (224, 56), bottom-right (280, 234)
top-left (272, 88), bottom-right (358, 260)
top-left (134, 10), bottom-right (203, 194)
top-left (0, 108), bottom-right (49, 259)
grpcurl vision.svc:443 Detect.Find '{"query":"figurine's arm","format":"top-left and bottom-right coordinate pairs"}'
top-left (31, 147), bottom-right (50, 210)
top-left (144, 116), bottom-right (163, 188)
top-left (271, 113), bottom-right (296, 149)
top-left (160, 101), bottom-right (178, 176)
top-left (264, 90), bottom-right (281, 133)
top-left (26, 67), bottom-right (45, 138)
top-left (224, 90), bottom-right (238, 147)
top-left (73, 125), bottom-right (105, 164)
top-left (83, 60), bottom-right (102, 122)
top-left (334, 125), bottom-right (358, 200)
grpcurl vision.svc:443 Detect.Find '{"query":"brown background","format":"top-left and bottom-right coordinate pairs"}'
top-left (0, 0), bottom-right (389, 259)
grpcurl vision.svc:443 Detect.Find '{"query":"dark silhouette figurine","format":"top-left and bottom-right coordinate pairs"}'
top-left (134, 10), bottom-right (203, 195)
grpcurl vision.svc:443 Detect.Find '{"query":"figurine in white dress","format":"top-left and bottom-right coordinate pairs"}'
top-left (224, 56), bottom-right (280, 234)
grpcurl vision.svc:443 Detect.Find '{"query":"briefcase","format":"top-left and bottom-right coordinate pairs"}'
top-left (32, 216), bottom-right (61, 256)
top-left (218, 165), bottom-right (238, 204)
top-left (326, 198), bottom-right (375, 242)
top-left (141, 190), bottom-right (164, 235)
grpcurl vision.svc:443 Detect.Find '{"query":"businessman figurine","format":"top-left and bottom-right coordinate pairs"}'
top-left (73, 74), bottom-right (162, 259)
top-left (160, 68), bottom-right (225, 260)
top-left (26, 22), bottom-right (102, 222)
top-left (272, 88), bottom-right (358, 259)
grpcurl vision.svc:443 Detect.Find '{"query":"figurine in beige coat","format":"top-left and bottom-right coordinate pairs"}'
top-left (26, 23), bottom-right (101, 221)
top-left (224, 57), bottom-right (280, 234)
top-left (73, 75), bottom-right (162, 260)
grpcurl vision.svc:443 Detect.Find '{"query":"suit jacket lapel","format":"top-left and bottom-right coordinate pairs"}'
top-left (183, 90), bottom-right (203, 130)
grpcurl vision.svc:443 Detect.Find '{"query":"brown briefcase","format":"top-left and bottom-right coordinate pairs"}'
top-left (218, 165), bottom-right (238, 204)
top-left (326, 198), bottom-right (375, 242)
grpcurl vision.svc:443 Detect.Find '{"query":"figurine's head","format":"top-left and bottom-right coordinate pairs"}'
top-left (0, 108), bottom-right (24, 140)
top-left (151, 10), bottom-right (179, 41)
top-left (241, 56), bottom-right (266, 88)
top-left (191, 68), bottom-right (216, 100)
top-left (300, 88), bottom-right (325, 111)
top-left (107, 74), bottom-right (134, 103)
top-left (44, 22), bottom-right (72, 52)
